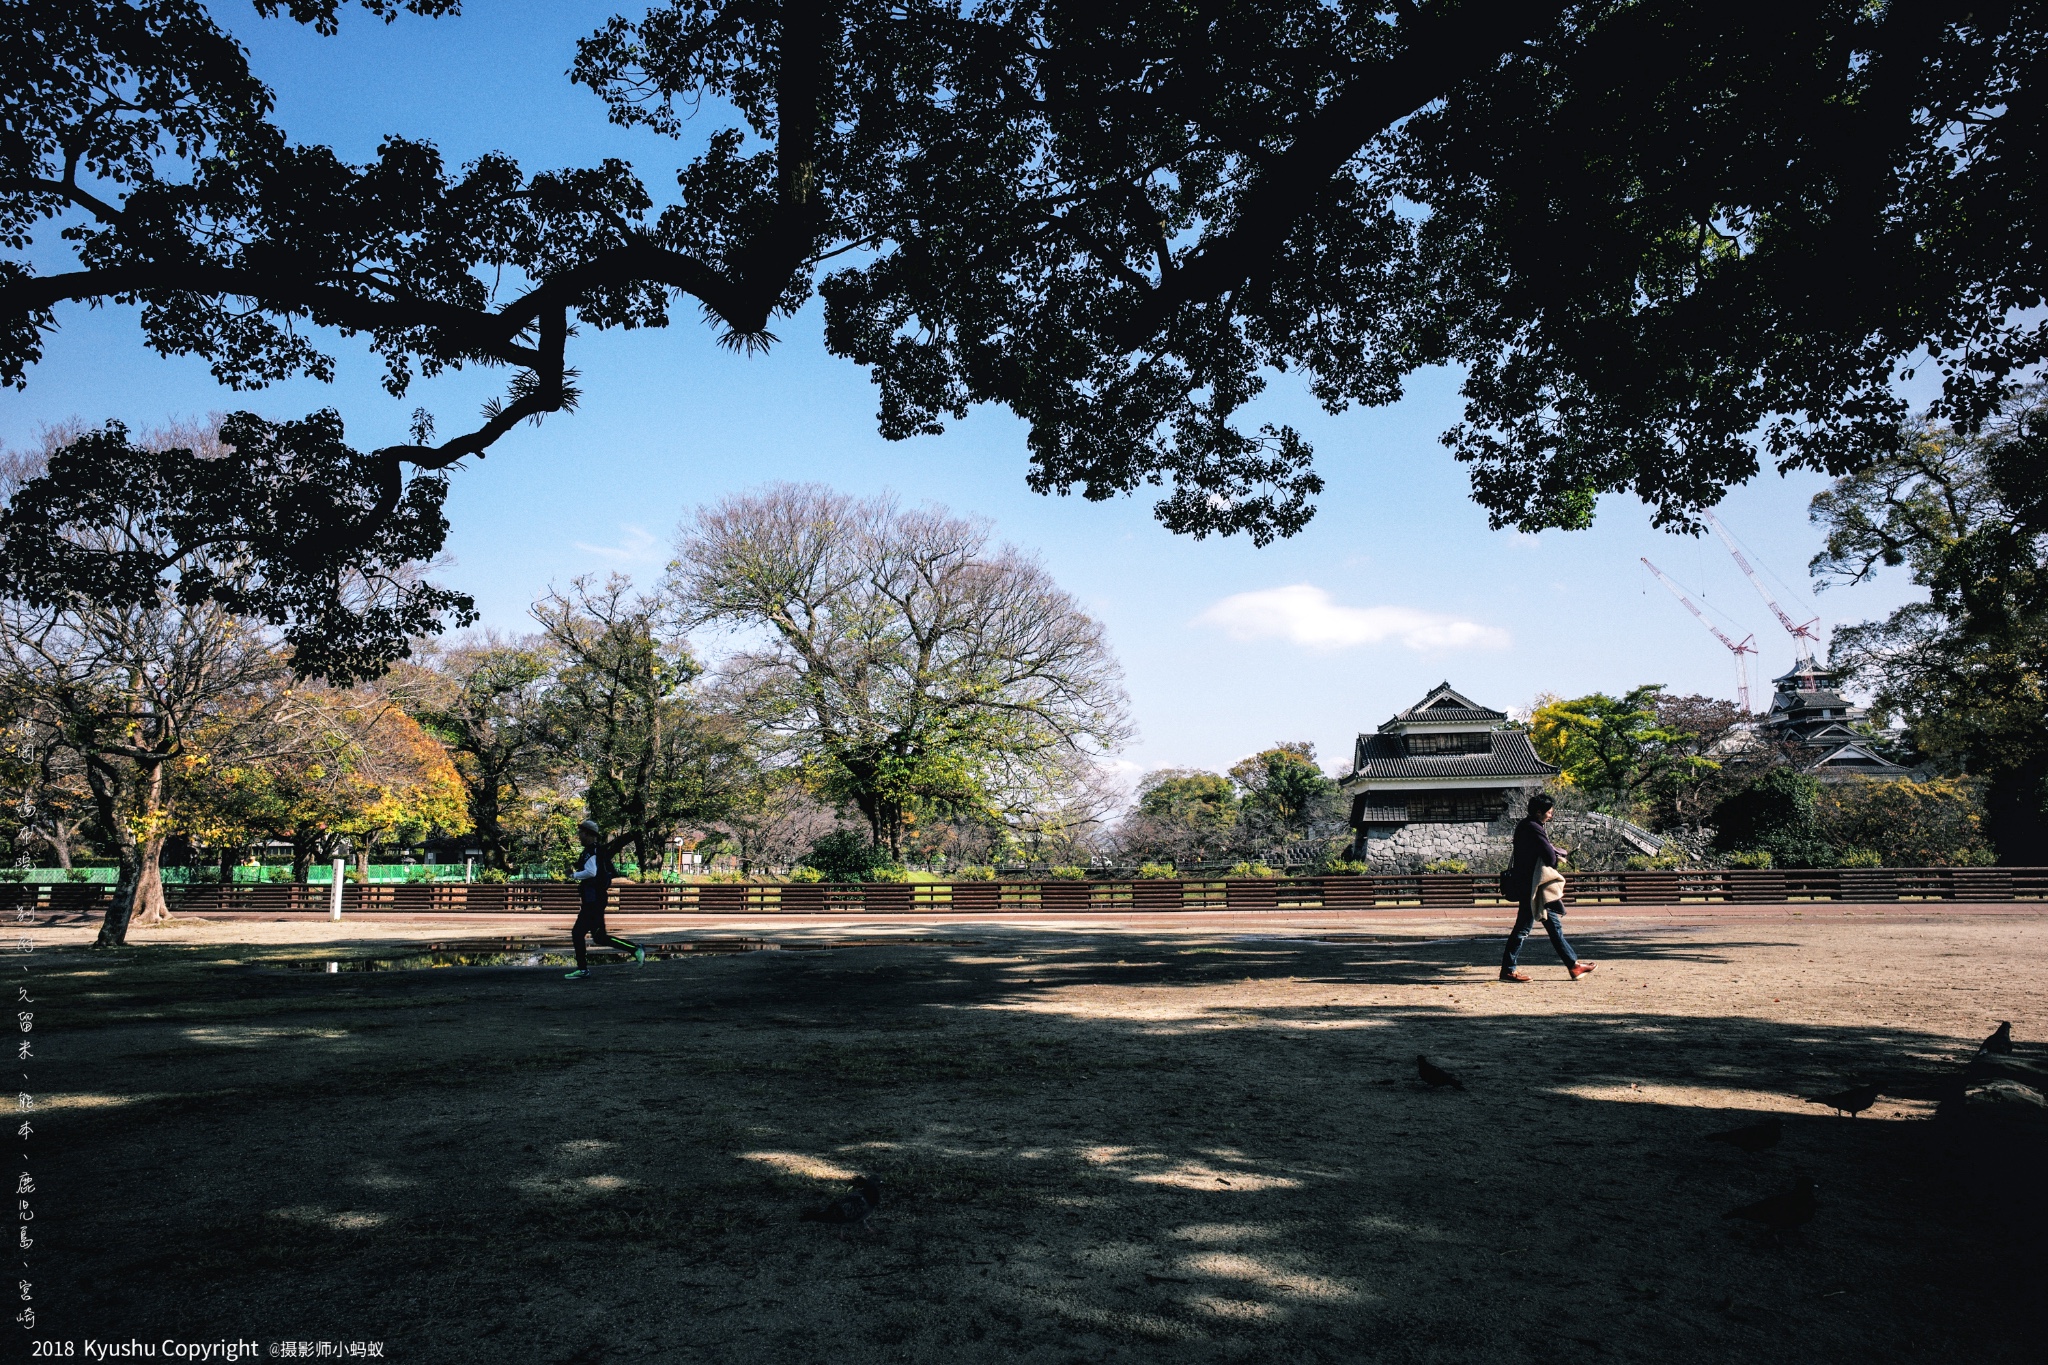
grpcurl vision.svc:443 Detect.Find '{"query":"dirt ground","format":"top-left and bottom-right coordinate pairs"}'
top-left (24, 910), bottom-right (2048, 1363)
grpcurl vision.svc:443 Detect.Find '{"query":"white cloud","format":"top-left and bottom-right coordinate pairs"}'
top-left (1191, 584), bottom-right (1510, 653)
top-left (574, 524), bottom-right (661, 564)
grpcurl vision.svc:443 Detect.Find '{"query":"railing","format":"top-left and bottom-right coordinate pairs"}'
top-left (7, 867), bottom-right (2048, 919)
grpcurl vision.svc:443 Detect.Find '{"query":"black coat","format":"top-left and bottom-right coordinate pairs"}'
top-left (1507, 818), bottom-right (1562, 904)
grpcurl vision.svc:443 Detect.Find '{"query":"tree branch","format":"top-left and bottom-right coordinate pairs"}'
top-left (1113, 0), bottom-right (1571, 343)
top-left (2, 264), bottom-right (542, 368)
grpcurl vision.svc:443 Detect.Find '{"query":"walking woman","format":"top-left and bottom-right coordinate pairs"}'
top-left (1501, 793), bottom-right (1595, 982)
top-left (565, 819), bottom-right (646, 980)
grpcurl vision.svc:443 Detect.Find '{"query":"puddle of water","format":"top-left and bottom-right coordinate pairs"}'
top-left (276, 937), bottom-right (983, 972)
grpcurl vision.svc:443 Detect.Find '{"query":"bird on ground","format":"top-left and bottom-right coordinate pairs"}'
top-left (802, 1175), bottom-right (881, 1226)
top-left (1981, 1021), bottom-right (2013, 1055)
top-left (1416, 1055), bottom-right (1465, 1090)
top-left (1724, 1178), bottom-right (1817, 1234)
top-left (1705, 1115), bottom-right (1783, 1153)
top-left (1808, 1083), bottom-right (1880, 1117)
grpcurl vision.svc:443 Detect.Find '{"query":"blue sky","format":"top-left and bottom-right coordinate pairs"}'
top-left (2, 2), bottom-right (1926, 780)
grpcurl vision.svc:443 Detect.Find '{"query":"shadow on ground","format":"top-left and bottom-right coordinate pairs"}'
top-left (31, 926), bottom-right (2048, 1364)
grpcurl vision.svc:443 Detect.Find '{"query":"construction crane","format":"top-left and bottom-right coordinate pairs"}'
top-left (1641, 558), bottom-right (1757, 711)
top-left (1703, 511), bottom-right (1823, 660)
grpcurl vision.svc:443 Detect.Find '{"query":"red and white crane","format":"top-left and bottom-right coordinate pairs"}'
top-left (1703, 511), bottom-right (1823, 660)
top-left (1641, 557), bottom-right (1757, 712)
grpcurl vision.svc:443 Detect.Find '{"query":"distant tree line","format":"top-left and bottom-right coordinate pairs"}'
top-left (1108, 743), bottom-right (1348, 873)
top-left (0, 424), bottom-right (1130, 945)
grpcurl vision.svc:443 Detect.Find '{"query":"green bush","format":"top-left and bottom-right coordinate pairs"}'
top-left (787, 865), bottom-right (824, 883)
top-left (802, 829), bottom-right (883, 882)
top-left (1322, 859), bottom-right (1369, 876)
top-left (1135, 861), bottom-right (1177, 879)
top-left (1623, 848), bottom-right (1689, 871)
top-left (1228, 860), bottom-right (1281, 878)
top-left (264, 866), bottom-right (293, 884)
top-left (1835, 847), bottom-right (1883, 867)
top-left (865, 864), bottom-right (909, 883)
top-left (951, 864), bottom-right (996, 881)
top-left (1419, 859), bottom-right (1468, 874)
top-left (64, 867), bottom-right (93, 882)
top-left (1726, 849), bottom-right (1774, 869)
top-left (1046, 865), bottom-right (1089, 880)
top-left (472, 866), bottom-right (509, 884)
top-left (1712, 768), bottom-right (1831, 867)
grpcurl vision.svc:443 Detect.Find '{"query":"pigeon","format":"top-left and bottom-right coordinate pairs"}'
top-left (1808, 1083), bottom-right (1880, 1118)
top-left (802, 1175), bottom-right (881, 1226)
top-left (1416, 1055), bottom-right (1465, 1090)
top-left (1704, 1115), bottom-right (1782, 1153)
top-left (1981, 1021), bottom-right (2013, 1055)
top-left (1724, 1178), bottom-right (1817, 1234)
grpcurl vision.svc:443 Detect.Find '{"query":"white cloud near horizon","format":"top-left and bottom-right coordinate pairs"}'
top-left (1192, 584), bottom-right (1511, 652)
top-left (574, 524), bottom-right (662, 564)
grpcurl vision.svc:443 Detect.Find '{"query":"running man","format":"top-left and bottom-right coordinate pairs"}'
top-left (565, 819), bottom-right (646, 980)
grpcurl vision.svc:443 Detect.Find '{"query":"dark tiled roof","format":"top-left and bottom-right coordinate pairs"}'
top-left (1772, 690), bottom-right (1852, 711)
top-left (1346, 731), bottom-right (1559, 781)
top-left (1379, 707), bottom-right (1503, 729)
top-left (1771, 661), bottom-right (1840, 687)
top-left (1384, 682), bottom-right (1507, 727)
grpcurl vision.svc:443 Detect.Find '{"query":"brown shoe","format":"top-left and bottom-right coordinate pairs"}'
top-left (1499, 970), bottom-right (1532, 983)
top-left (1569, 962), bottom-right (1596, 981)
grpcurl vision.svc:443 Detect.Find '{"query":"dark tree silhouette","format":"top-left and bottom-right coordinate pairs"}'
top-left (5, 2), bottom-right (2045, 671)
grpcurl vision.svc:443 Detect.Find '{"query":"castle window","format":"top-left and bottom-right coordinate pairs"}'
top-left (1408, 792), bottom-right (1508, 822)
top-left (1404, 732), bottom-right (1493, 756)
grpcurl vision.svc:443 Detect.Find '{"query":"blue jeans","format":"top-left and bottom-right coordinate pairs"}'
top-left (1503, 898), bottom-right (1577, 972)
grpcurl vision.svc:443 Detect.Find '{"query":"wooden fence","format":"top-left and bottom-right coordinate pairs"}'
top-left (7, 867), bottom-right (2048, 919)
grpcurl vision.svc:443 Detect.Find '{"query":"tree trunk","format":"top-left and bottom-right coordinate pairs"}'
top-left (133, 835), bottom-right (169, 924)
top-left (291, 831), bottom-right (315, 884)
top-left (98, 847), bottom-right (138, 947)
top-left (96, 829), bottom-right (169, 943)
top-left (49, 822), bottom-right (73, 870)
top-left (473, 790), bottom-right (510, 872)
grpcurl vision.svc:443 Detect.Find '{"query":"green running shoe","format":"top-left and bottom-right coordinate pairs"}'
top-left (634, 944), bottom-right (647, 964)
top-left (563, 968), bottom-right (590, 980)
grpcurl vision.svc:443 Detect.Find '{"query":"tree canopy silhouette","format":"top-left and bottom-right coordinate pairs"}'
top-left (5, 1), bottom-right (2044, 672)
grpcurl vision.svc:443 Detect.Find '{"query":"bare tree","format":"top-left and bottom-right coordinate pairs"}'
top-left (669, 484), bottom-right (1131, 858)
top-left (1000, 754), bottom-right (1128, 867)
top-left (0, 704), bottom-right (94, 868)
top-left (697, 769), bottom-right (840, 875)
top-left (532, 575), bottom-right (748, 875)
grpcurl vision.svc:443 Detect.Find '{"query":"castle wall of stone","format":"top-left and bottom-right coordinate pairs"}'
top-left (1359, 809), bottom-right (1671, 872)
top-left (1361, 815), bottom-right (1518, 872)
